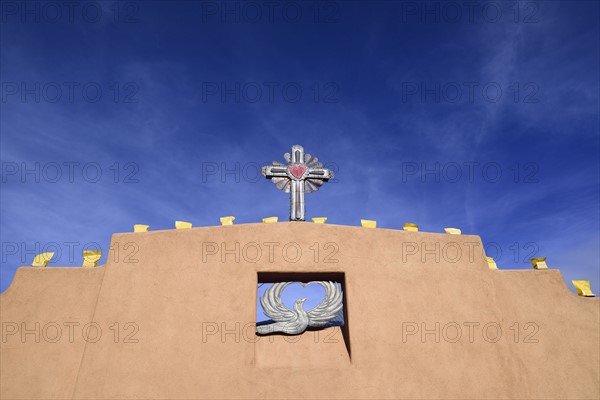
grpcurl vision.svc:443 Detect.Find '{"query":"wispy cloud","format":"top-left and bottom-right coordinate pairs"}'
top-left (1, 1), bottom-right (598, 295)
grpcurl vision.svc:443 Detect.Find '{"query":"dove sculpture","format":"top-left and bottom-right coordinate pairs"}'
top-left (256, 281), bottom-right (343, 335)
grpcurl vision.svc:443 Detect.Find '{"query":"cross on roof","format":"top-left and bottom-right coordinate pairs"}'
top-left (262, 145), bottom-right (335, 221)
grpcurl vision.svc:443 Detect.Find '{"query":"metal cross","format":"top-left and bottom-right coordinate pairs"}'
top-left (262, 145), bottom-right (334, 221)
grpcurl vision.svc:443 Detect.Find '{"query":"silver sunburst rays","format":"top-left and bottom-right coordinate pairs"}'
top-left (261, 145), bottom-right (334, 221)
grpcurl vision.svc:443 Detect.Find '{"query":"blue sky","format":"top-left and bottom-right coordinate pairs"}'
top-left (1, 1), bottom-right (598, 304)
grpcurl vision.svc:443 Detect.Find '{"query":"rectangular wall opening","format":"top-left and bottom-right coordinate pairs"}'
top-left (256, 272), bottom-right (351, 362)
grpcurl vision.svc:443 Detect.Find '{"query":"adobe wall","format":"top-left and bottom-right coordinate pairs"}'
top-left (1, 223), bottom-right (598, 399)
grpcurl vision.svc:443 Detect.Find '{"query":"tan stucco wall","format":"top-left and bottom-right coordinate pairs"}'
top-left (1, 223), bottom-right (598, 399)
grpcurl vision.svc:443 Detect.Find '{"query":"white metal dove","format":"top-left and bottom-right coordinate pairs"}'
top-left (256, 281), bottom-right (343, 335)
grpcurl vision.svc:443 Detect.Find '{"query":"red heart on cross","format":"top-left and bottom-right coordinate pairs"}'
top-left (289, 165), bottom-right (306, 179)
